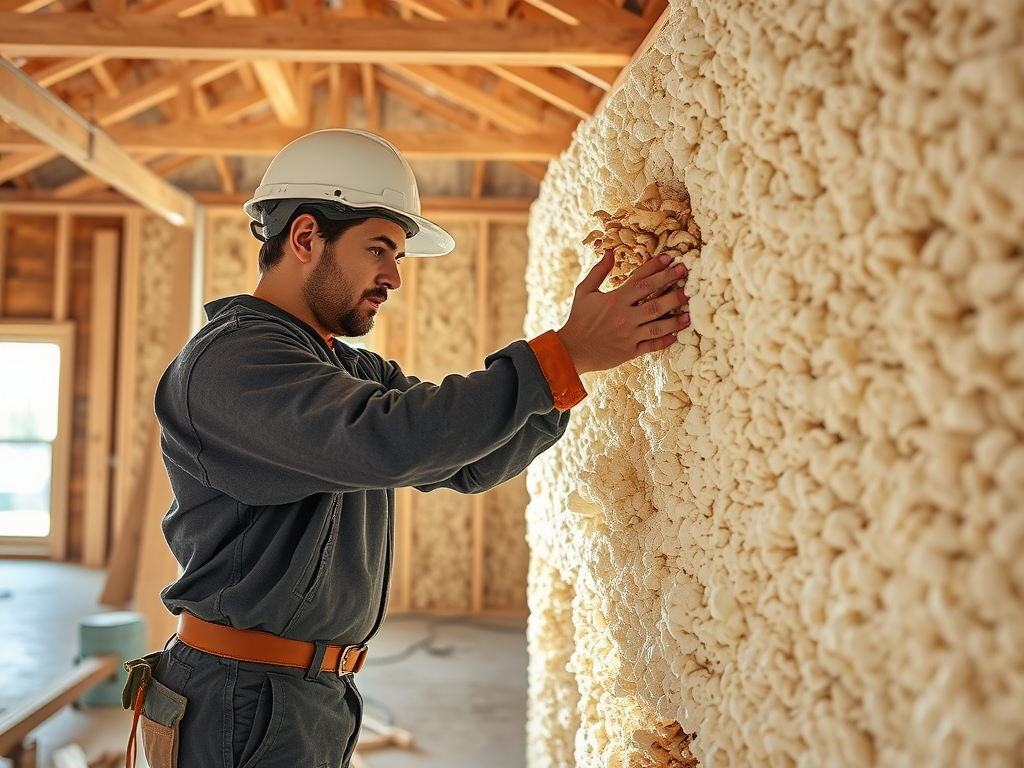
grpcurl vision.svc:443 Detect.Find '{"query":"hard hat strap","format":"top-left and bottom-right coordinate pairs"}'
top-left (253, 199), bottom-right (419, 242)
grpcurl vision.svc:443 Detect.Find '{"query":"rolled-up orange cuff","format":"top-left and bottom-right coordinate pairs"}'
top-left (528, 330), bottom-right (587, 411)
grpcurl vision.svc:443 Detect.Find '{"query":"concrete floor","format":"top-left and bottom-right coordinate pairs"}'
top-left (0, 560), bottom-right (528, 768)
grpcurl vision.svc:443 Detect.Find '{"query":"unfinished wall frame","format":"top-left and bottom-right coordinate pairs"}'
top-left (0, 320), bottom-right (75, 560)
top-left (0, 201), bottom-right (134, 562)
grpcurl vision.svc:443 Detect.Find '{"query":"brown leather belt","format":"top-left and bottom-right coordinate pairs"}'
top-left (176, 612), bottom-right (368, 676)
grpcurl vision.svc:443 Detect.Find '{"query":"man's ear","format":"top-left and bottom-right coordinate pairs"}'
top-left (288, 213), bottom-right (318, 264)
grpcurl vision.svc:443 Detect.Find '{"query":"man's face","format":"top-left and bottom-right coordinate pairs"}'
top-left (303, 217), bottom-right (406, 337)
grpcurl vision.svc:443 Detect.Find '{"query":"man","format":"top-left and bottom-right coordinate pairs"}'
top-left (136, 129), bottom-right (690, 768)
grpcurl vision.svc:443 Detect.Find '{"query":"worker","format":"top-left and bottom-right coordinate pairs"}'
top-left (125, 129), bottom-right (690, 768)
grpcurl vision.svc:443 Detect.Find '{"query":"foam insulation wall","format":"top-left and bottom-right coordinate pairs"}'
top-left (523, 1), bottom-right (1024, 766)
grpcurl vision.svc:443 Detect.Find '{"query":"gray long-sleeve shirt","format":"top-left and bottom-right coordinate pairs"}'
top-left (155, 294), bottom-right (569, 646)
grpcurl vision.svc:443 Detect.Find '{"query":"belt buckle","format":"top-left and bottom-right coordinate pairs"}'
top-left (337, 644), bottom-right (368, 676)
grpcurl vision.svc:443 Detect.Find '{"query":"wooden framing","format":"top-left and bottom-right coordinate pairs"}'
top-left (81, 230), bottom-right (119, 567)
top-left (52, 212), bottom-right (70, 322)
top-left (0, 15), bottom-right (646, 67)
top-left (0, 191), bottom-right (537, 613)
top-left (0, 321), bottom-right (75, 560)
top-left (394, 254), bottom-right (419, 613)
top-left (0, 60), bottom-right (199, 227)
top-left (471, 219), bottom-right (489, 612)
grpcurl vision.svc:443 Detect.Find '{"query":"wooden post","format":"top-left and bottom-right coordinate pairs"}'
top-left (111, 211), bottom-right (142, 537)
top-left (53, 212), bottom-right (70, 322)
top-left (82, 230), bottom-right (119, 567)
top-left (394, 256), bottom-right (419, 612)
top-left (134, 223), bottom-right (195, 648)
top-left (0, 211), bottom-right (6, 317)
top-left (471, 219), bottom-right (489, 612)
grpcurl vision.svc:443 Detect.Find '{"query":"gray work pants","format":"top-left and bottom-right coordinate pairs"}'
top-left (152, 638), bottom-right (363, 768)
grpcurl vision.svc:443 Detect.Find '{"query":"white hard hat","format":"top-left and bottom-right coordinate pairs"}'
top-left (243, 129), bottom-right (455, 257)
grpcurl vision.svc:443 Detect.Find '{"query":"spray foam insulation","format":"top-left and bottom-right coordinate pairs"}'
top-left (523, 0), bottom-right (1024, 766)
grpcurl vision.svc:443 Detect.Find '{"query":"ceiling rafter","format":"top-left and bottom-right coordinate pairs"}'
top-left (0, 0), bottom-right (664, 208)
top-left (0, 122), bottom-right (570, 160)
top-left (220, 0), bottom-right (305, 127)
top-left (0, 60), bottom-right (198, 225)
top-left (0, 14), bottom-right (647, 67)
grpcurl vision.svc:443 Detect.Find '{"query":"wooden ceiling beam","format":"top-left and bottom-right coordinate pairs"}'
top-left (385, 64), bottom-right (542, 134)
top-left (0, 15), bottom-right (646, 67)
top-left (18, 0), bottom-right (226, 89)
top-left (0, 60), bottom-right (198, 226)
top-left (518, 0), bottom-right (639, 26)
top-left (392, 0), bottom-right (598, 119)
top-left (482, 64), bottom-right (598, 119)
top-left (0, 0), bottom-right (54, 11)
top-left (0, 122), bottom-right (569, 159)
top-left (221, 0), bottom-right (305, 127)
top-left (0, 60), bottom-right (247, 189)
top-left (0, 148), bottom-right (58, 184)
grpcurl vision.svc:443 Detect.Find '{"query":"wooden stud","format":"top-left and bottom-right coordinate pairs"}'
top-left (395, 255), bottom-right (419, 612)
top-left (360, 63), bottom-right (379, 133)
top-left (327, 63), bottom-right (348, 127)
top-left (109, 211), bottom-right (141, 540)
top-left (133, 223), bottom-right (195, 647)
top-left (0, 211), bottom-right (6, 317)
top-left (51, 322), bottom-right (75, 561)
top-left (471, 218), bottom-right (489, 612)
top-left (53, 212), bottom-right (70, 322)
top-left (81, 230), bottom-right (119, 567)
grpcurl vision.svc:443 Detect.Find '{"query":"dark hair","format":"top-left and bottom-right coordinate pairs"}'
top-left (258, 205), bottom-right (369, 273)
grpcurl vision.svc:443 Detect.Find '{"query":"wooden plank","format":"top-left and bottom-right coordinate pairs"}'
top-left (0, 654), bottom-right (120, 757)
top-left (520, 0), bottom-right (640, 26)
top-left (134, 224), bottom-right (194, 648)
top-left (0, 120), bottom-right (569, 159)
top-left (0, 15), bottom-right (646, 67)
top-left (361, 63), bottom-right (379, 133)
top-left (0, 0), bottom-right (55, 10)
top-left (106, 210), bottom-right (141, 575)
top-left (75, 61), bottom-right (240, 128)
top-left (82, 229), bottom-right (119, 567)
top-left (221, 0), bottom-right (304, 127)
top-left (327, 63), bottom-right (348, 127)
top-left (52, 212), bottom-right (70, 322)
top-left (0, 60), bottom-right (198, 227)
top-left (471, 219), bottom-right (488, 612)
top-left (561, 64), bottom-right (619, 91)
top-left (0, 149), bottom-right (59, 185)
top-left (395, 255), bottom-right (419, 613)
top-left (51, 322), bottom-right (75, 561)
top-left (0, 211), bottom-right (6, 317)
top-left (385, 64), bottom-right (542, 134)
top-left (483, 63), bottom-right (600, 119)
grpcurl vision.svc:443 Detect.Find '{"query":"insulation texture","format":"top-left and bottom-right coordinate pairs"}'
top-left (524, 1), bottom-right (1024, 767)
top-left (205, 213), bottom-right (257, 303)
top-left (411, 221), bottom-right (478, 610)
top-left (484, 224), bottom-right (533, 609)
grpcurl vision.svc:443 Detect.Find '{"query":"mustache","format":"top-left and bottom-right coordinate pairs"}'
top-left (363, 289), bottom-right (388, 302)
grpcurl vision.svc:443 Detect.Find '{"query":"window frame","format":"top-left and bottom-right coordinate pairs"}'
top-left (0, 321), bottom-right (75, 559)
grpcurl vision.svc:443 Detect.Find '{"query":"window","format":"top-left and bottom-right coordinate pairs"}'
top-left (0, 324), bottom-right (74, 558)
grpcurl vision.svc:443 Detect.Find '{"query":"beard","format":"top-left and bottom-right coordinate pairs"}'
top-left (303, 244), bottom-right (385, 338)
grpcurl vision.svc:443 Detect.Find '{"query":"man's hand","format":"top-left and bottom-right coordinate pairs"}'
top-left (556, 250), bottom-right (690, 375)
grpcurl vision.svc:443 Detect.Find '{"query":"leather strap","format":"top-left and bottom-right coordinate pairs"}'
top-left (176, 612), bottom-right (368, 676)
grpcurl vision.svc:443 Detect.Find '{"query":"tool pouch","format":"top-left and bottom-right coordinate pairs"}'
top-left (121, 652), bottom-right (187, 768)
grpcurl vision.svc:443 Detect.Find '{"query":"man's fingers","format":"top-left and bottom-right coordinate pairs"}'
top-left (577, 248), bottom-right (615, 295)
top-left (619, 256), bottom-right (687, 304)
top-left (635, 312), bottom-right (691, 355)
top-left (639, 286), bottom-right (689, 320)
